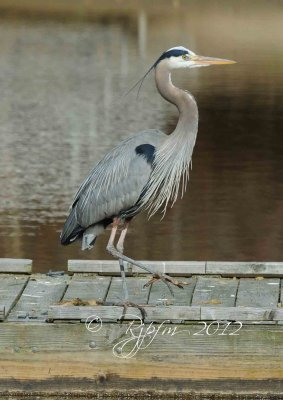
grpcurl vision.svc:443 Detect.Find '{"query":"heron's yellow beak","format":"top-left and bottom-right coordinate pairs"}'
top-left (191, 55), bottom-right (236, 65)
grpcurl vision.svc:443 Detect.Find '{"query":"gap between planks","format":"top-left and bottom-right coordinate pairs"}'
top-left (0, 306), bottom-right (5, 321)
top-left (0, 274), bottom-right (30, 319)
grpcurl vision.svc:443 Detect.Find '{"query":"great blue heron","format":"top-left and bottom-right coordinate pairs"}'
top-left (61, 46), bottom-right (235, 304)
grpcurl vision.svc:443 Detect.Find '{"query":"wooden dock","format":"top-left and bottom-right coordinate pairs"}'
top-left (0, 258), bottom-right (282, 399)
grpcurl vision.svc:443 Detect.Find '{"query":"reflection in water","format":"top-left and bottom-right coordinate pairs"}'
top-left (0, 1), bottom-right (283, 272)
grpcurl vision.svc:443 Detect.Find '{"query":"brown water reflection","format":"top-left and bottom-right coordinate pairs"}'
top-left (0, 0), bottom-right (283, 272)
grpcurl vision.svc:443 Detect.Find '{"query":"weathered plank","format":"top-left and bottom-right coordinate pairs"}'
top-left (206, 261), bottom-right (283, 277)
top-left (7, 274), bottom-right (69, 322)
top-left (143, 305), bottom-right (200, 322)
top-left (63, 274), bottom-right (111, 303)
top-left (49, 305), bottom-right (126, 321)
top-left (68, 260), bottom-right (205, 275)
top-left (0, 306), bottom-right (5, 321)
top-left (236, 278), bottom-right (280, 308)
top-left (191, 276), bottom-right (238, 307)
top-left (148, 261), bottom-right (205, 275)
top-left (48, 304), bottom-right (200, 322)
top-left (69, 260), bottom-right (122, 274)
top-left (0, 275), bottom-right (29, 317)
top-left (0, 323), bottom-right (282, 395)
top-left (106, 277), bottom-right (150, 304)
top-left (0, 322), bottom-right (280, 359)
top-left (201, 306), bottom-right (275, 321)
top-left (48, 303), bottom-right (283, 323)
top-left (0, 321), bottom-right (126, 353)
top-left (272, 308), bottom-right (283, 321)
top-left (0, 258), bottom-right (32, 274)
top-left (148, 277), bottom-right (196, 305)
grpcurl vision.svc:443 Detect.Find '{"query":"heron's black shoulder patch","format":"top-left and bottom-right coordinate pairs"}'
top-left (135, 144), bottom-right (155, 165)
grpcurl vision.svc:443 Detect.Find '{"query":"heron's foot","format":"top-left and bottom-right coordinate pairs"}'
top-left (106, 244), bottom-right (187, 296)
top-left (144, 273), bottom-right (187, 291)
top-left (114, 300), bottom-right (147, 322)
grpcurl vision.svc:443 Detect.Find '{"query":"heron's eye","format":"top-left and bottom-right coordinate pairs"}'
top-left (182, 54), bottom-right (188, 60)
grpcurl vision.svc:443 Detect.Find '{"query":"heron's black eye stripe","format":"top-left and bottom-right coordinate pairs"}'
top-left (154, 49), bottom-right (189, 66)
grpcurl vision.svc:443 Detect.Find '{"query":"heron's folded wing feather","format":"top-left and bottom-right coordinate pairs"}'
top-left (70, 130), bottom-right (164, 228)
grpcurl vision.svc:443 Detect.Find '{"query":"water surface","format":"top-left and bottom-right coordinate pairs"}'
top-left (0, 0), bottom-right (283, 272)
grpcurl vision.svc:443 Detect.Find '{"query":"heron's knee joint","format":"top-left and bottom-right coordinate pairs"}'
top-left (116, 244), bottom-right (124, 254)
top-left (106, 244), bottom-right (115, 254)
top-left (106, 244), bottom-right (119, 258)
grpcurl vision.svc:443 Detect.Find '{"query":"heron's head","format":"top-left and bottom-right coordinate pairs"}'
top-left (126, 45), bottom-right (235, 98)
top-left (155, 46), bottom-right (236, 70)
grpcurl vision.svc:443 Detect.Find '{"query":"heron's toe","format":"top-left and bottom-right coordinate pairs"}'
top-left (144, 273), bottom-right (187, 290)
top-left (116, 300), bottom-right (147, 321)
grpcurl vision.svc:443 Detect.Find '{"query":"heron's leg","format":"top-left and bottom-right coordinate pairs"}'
top-left (106, 217), bottom-right (119, 252)
top-left (106, 218), bottom-right (130, 301)
top-left (106, 227), bottom-right (184, 296)
top-left (116, 220), bottom-right (130, 301)
top-left (116, 220), bottom-right (129, 254)
top-left (106, 219), bottom-right (146, 319)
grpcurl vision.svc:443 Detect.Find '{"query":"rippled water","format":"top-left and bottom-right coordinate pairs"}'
top-left (0, 0), bottom-right (283, 272)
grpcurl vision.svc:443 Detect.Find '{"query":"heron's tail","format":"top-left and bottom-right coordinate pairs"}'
top-left (81, 224), bottom-right (105, 250)
top-left (60, 208), bottom-right (108, 250)
top-left (60, 208), bottom-right (83, 246)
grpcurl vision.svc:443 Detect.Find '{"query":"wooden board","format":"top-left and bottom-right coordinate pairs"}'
top-left (68, 260), bottom-right (205, 275)
top-left (45, 274), bottom-right (283, 323)
top-left (69, 260), bottom-right (123, 274)
top-left (63, 274), bottom-right (111, 303)
top-left (106, 277), bottom-right (150, 304)
top-left (7, 274), bottom-right (69, 322)
top-left (68, 260), bottom-right (283, 277)
top-left (0, 271), bottom-right (280, 325)
top-left (0, 275), bottom-right (29, 318)
top-left (206, 261), bottom-right (283, 277)
top-left (0, 267), bottom-right (282, 396)
top-left (201, 306), bottom-right (280, 321)
top-left (191, 276), bottom-right (238, 307)
top-left (143, 305), bottom-right (200, 322)
top-left (0, 259), bottom-right (32, 274)
top-left (236, 278), bottom-right (280, 308)
top-left (48, 305), bottom-right (201, 322)
top-left (0, 323), bottom-right (281, 395)
top-left (48, 304), bottom-right (283, 323)
top-left (148, 277), bottom-right (196, 306)
top-left (273, 308), bottom-right (283, 321)
top-left (49, 305), bottom-right (128, 321)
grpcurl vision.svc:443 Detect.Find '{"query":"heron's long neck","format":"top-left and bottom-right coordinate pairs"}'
top-left (155, 64), bottom-right (198, 137)
top-left (139, 64), bottom-right (198, 217)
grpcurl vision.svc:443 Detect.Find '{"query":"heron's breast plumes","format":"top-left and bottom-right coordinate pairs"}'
top-left (139, 120), bottom-right (198, 218)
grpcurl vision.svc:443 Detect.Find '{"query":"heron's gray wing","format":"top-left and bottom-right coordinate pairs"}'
top-left (71, 130), bottom-right (165, 228)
